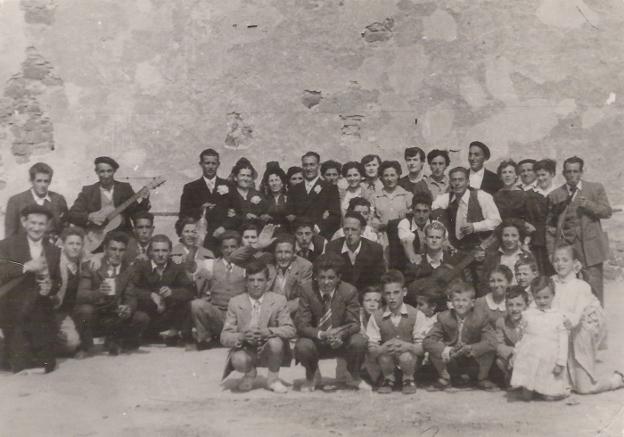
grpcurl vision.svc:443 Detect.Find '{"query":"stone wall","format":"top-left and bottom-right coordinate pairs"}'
top-left (1, 0), bottom-right (623, 238)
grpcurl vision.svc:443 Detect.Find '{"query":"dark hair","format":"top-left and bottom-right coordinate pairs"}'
top-left (321, 160), bottom-right (342, 176)
top-left (379, 160), bottom-right (402, 178)
top-left (449, 281), bottom-right (476, 299)
top-left (20, 204), bottom-right (53, 219)
top-left (313, 253), bottom-right (345, 278)
top-left (219, 230), bottom-right (241, 245)
top-left (496, 159), bottom-right (518, 178)
top-left (362, 284), bottom-right (382, 296)
top-left (199, 148), bottom-right (219, 161)
top-left (286, 166), bottom-right (304, 182)
top-left (514, 253), bottom-right (538, 273)
top-left (148, 234), bottom-right (172, 251)
top-left (302, 151), bottom-right (320, 163)
top-left (347, 197), bottom-right (371, 211)
top-left (517, 159), bottom-right (537, 168)
top-left (506, 286), bottom-right (530, 304)
top-left (448, 166), bottom-right (469, 178)
top-left (293, 216), bottom-right (315, 232)
top-left (404, 147), bottom-right (425, 161)
top-left (488, 264), bottom-right (514, 284)
top-left (498, 218), bottom-right (526, 242)
top-left (175, 217), bottom-right (198, 237)
top-left (246, 259), bottom-right (269, 278)
top-left (530, 276), bottom-right (555, 296)
top-left (341, 161), bottom-right (365, 178)
top-left (469, 141), bottom-right (491, 160)
top-left (344, 211), bottom-right (366, 228)
top-left (360, 154), bottom-right (382, 168)
top-left (230, 157), bottom-right (257, 180)
top-left (411, 191), bottom-right (433, 209)
top-left (380, 269), bottom-right (405, 287)
top-left (132, 211), bottom-right (154, 227)
top-left (274, 234), bottom-right (296, 251)
top-left (104, 230), bottom-right (129, 247)
top-left (60, 227), bottom-right (85, 241)
top-left (29, 162), bottom-right (53, 180)
top-left (534, 158), bottom-right (556, 175)
top-left (427, 149), bottom-right (450, 166)
top-left (563, 156), bottom-right (584, 172)
top-left (260, 161), bottom-right (287, 197)
top-left (240, 221), bottom-right (261, 235)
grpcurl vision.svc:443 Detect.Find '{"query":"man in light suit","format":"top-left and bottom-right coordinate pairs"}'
top-left (286, 151), bottom-right (341, 239)
top-left (267, 234), bottom-right (313, 315)
top-left (5, 162), bottom-right (67, 240)
top-left (546, 156), bottom-right (612, 303)
top-left (221, 260), bottom-right (295, 393)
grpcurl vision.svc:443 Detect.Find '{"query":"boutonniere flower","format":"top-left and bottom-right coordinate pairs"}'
top-left (250, 195), bottom-right (261, 205)
top-left (314, 185), bottom-right (322, 194)
top-left (217, 185), bottom-right (229, 195)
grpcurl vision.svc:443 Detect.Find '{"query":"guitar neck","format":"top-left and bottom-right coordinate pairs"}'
top-left (106, 190), bottom-right (144, 221)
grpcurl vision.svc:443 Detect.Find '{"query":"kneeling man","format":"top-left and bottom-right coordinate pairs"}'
top-left (221, 260), bottom-right (295, 393)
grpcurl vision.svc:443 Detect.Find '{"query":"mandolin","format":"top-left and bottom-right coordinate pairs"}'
top-left (83, 176), bottom-right (166, 253)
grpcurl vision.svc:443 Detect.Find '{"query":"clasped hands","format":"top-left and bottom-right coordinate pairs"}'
top-left (150, 286), bottom-right (172, 313)
top-left (241, 327), bottom-right (271, 347)
top-left (318, 328), bottom-right (345, 349)
top-left (378, 338), bottom-right (412, 355)
top-left (443, 344), bottom-right (474, 363)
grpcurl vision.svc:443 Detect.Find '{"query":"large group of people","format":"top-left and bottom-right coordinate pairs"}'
top-left (0, 141), bottom-right (622, 400)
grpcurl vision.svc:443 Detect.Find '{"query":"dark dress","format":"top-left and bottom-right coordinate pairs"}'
top-left (493, 189), bottom-right (530, 224)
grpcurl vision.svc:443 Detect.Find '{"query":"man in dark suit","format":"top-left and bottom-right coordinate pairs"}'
top-left (0, 205), bottom-right (61, 373)
top-left (124, 211), bottom-right (155, 264)
top-left (467, 141), bottom-right (502, 195)
top-left (325, 212), bottom-right (385, 292)
top-left (128, 234), bottom-right (195, 345)
top-left (546, 156), bottom-right (612, 303)
top-left (287, 151), bottom-right (341, 240)
top-left (76, 231), bottom-right (148, 355)
top-left (5, 162), bottom-right (68, 239)
top-left (67, 156), bottom-right (150, 235)
top-left (293, 217), bottom-right (326, 263)
top-left (294, 253), bottom-right (369, 392)
top-left (178, 148), bottom-right (234, 250)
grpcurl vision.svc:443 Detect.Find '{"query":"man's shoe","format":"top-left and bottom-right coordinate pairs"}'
top-left (237, 369), bottom-right (257, 392)
top-left (429, 377), bottom-right (451, 391)
top-left (106, 340), bottom-right (120, 356)
top-left (402, 379), bottom-right (417, 395)
top-left (301, 380), bottom-right (316, 393)
top-left (346, 378), bottom-right (372, 391)
top-left (377, 378), bottom-right (395, 394)
top-left (196, 339), bottom-right (219, 351)
top-left (476, 379), bottom-right (499, 391)
top-left (268, 380), bottom-right (289, 394)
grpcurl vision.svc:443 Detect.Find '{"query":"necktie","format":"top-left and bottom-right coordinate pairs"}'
top-left (447, 195), bottom-right (461, 240)
top-left (250, 301), bottom-right (261, 329)
top-left (567, 185), bottom-right (577, 202)
top-left (318, 293), bottom-right (333, 331)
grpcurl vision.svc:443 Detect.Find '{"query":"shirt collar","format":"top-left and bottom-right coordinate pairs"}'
top-left (552, 273), bottom-right (576, 285)
top-left (61, 252), bottom-right (78, 274)
top-left (382, 303), bottom-right (408, 318)
top-left (203, 176), bottom-right (217, 188)
top-left (410, 218), bottom-right (430, 232)
top-left (30, 189), bottom-right (51, 204)
top-left (305, 176), bottom-right (320, 188)
top-left (100, 184), bottom-right (114, 193)
top-left (151, 260), bottom-right (168, 271)
top-left (485, 293), bottom-right (506, 311)
top-left (249, 294), bottom-right (264, 306)
top-left (567, 180), bottom-right (583, 194)
top-left (470, 167), bottom-right (485, 177)
top-left (341, 240), bottom-right (362, 256)
top-left (296, 241), bottom-right (315, 253)
top-left (427, 252), bottom-right (443, 265)
top-left (498, 247), bottom-right (523, 256)
top-left (520, 180), bottom-right (538, 191)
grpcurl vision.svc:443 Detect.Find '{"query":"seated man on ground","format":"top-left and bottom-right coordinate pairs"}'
top-left (75, 231), bottom-right (148, 355)
top-left (495, 286), bottom-right (528, 386)
top-left (221, 260), bottom-right (295, 393)
top-left (366, 270), bottom-right (428, 394)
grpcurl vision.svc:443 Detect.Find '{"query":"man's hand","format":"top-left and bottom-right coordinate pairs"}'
top-left (38, 278), bottom-right (52, 296)
top-left (286, 214), bottom-right (296, 222)
top-left (256, 224), bottom-right (277, 249)
top-left (552, 364), bottom-right (564, 376)
top-left (159, 286), bottom-right (172, 298)
top-left (243, 329), bottom-right (259, 346)
top-left (227, 209), bottom-right (237, 218)
top-left (201, 202), bottom-right (216, 211)
top-left (117, 304), bottom-right (131, 319)
top-left (563, 317), bottom-right (573, 330)
top-left (322, 210), bottom-right (330, 220)
top-left (88, 211), bottom-right (106, 226)
top-left (259, 214), bottom-right (273, 223)
top-left (23, 257), bottom-right (47, 274)
top-left (524, 222), bottom-right (536, 234)
top-left (171, 254), bottom-right (184, 265)
top-left (151, 292), bottom-right (165, 313)
top-left (458, 344), bottom-right (473, 357)
top-left (408, 254), bottom-right (422, 265)
top-left (137, 187), bottom-right (150, 202)
top-left (460, 224), bottom-right (475, 236)
top-left (212, 226), bottom-right (226, 239)
top-left (88, 253), bottom-right (104, 271)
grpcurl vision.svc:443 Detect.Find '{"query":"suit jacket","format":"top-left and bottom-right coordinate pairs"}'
top-left (221, 291), bottom-right (295, 378)
top-left (228, 186), bottom-right (268, 229)
top-left (287, 178), bottom-right (341, 239)
top-left (5, 190), bottom-right (68, 238)
top-left (124, 237), bottom-right (150, 265)
top-left (546, 180), bottom-right (611, 266)
top-left (295, 281), bottom-right (361, 340)
top-left (178, 177), bottom-right (234, 243)
top-left (480, 169), bottom-right (503, 195)
top-left (0, 234), bottom-right (61, 328)
top-left (325, 237), bottom-right (385, 291)
top-left (495, 316), bottom-right (523, 360)
top-left (267, 255), bottom-right (313, 312)
top-left (127, 259), bottom-right (194, 304)
top-left (76, 258), bottom-right (137, 311)
top-left (423, 308), bottom-right (496, 358)
top-left (67, 181), bottom-right (150, 232)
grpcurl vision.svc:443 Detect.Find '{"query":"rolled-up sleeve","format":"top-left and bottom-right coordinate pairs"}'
top-left (472, 191), bottom-right (502, 232)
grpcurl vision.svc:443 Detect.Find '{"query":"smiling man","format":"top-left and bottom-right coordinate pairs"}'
top-left (467, 141), bottom-right (502, 195)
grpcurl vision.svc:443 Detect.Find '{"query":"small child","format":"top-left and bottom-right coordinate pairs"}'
top-left (423, 282), bottom-right (498, 391)
top-left (495, 286), bottom-right (529, 385)
top-left (510, 276), bottom-right (569, 401)
top-left (361, 285), bottom-right (383, 332)
top-left (475, 265), bottom-right (512, 326)
top-left (415, 292), bottom-right (441, 339)
top-left (514, 254), bottom-right (538, 305)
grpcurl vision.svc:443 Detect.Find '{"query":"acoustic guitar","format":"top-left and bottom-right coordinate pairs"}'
top-left (83, 176), bottom-right (166, 253)
top-left (406, 233), bottom-right (498, 305)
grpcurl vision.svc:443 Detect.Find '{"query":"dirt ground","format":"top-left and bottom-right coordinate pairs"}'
top-left (1, 280), bottom-right (623, 437)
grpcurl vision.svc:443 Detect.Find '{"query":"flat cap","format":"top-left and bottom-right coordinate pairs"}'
top-left (20, 204), bottom-right (53, 219)
top-left (469, 141), bottom-right (491, 160)
top-left (94, 156), bottom-right (119, 170)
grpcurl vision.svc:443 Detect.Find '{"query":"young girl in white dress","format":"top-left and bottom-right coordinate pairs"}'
top-left (551, 245), bottom-right (624, 394)
top-left (511, 276), bottom-right (569, 400)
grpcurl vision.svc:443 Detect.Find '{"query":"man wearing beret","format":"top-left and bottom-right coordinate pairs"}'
top-left (67, 156), bottom-right (150, 237)
top-left (467, 141), bottom-right (503, 195)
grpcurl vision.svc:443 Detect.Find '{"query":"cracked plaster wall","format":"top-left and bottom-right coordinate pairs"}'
top-left (0, 0), bottom-right (623, 237)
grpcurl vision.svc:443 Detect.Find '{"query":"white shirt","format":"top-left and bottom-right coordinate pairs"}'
top-left (203, 176), bottom-right (217, 192)
top-left (469, 167), bottom-right (485, 190)
top-left (566, 181), bottom-right (583, 201)
top-left (431, 190), bottom-right (502, 239)
top-left (305, 176), bottom-right (321, 194)
top-left (397, 217), bottom-right (430, 245)
top-left (151, 260), bottom-right (168, 274)
top-left (100, 186), bottom-right (114, 202)
top-left (519, 180), bottom-right (538, 191)
top-left (341, 240), bottom-right (362, 265)
top-left (484, 293), bottom-right (507, 311)
top-left (366, 304), bottom-right (429, 345)
top-left (274, 263), bottom-right (293, 293)
top-left (30, 189), bottom-right (51, 206)
top-left (498, 247), bottom-right (524, 283)
top-left (534, 184), bottom-right (556, 197)
top-left (426, 252), bottom-right (444, 269)
top-left (27, 237), bottom-right (43, 260)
